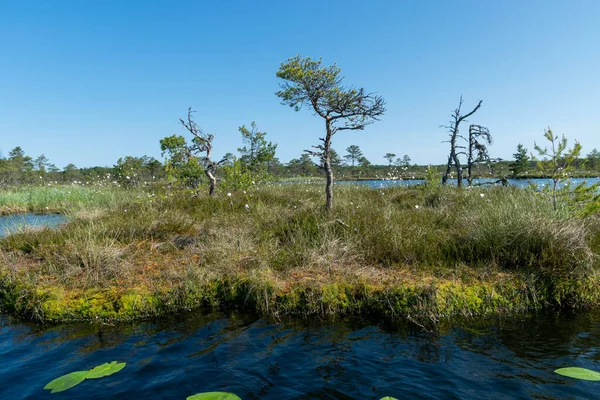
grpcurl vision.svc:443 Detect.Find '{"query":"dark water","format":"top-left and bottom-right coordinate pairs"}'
top-left (2, 311), bottom-right (600, 399)
top-left (0, 213), bottom-right (67, 238)
top-left (337, 177), bottom-right (600, 190)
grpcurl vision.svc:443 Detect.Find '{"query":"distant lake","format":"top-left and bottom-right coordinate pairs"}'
top-left (337, 177), bottom-right (600, 189)
top-left (0, 213), bottom-right (67, 238)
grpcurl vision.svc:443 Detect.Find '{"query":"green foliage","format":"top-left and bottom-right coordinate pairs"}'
top-left (384, 153), bottom-right (396, 166)
top-left (161, 135), bottom-right (205, 188)
top-left (401, 154), bottom-right (411, 166)
top-left (220, 157), bottom-right (253, 191)
top-left (238, 121), bottom-right (277, 181)
top-left (0, 146), bottom-right (35, 185)
top-left (330, 149), bottom-right (342, 168)
top-left (275, 55), bottom-right (342, 113)
top-left (34, 154), bottom-right (51, 175)
top-left (345, 145), bottom-right (363, 167)
top-left (532, 127), bottom-right (599, 214)
top-left (555, 367), bottom-right (600, 381)
top-left (424, 165), bottom-right (441, 187)
top-left (276, 55), bottom-right (384, 129)
top-left (187, 392), bottom-right (241, 400)
top-left (587, 148), bottom-right (600, 169)
top-left (62, 163), bottom-right (82, 182)
top-left (510, 144), bottom-right (530, 177)
top-left (358, 156), bottom-right (371, 167)
top-left (287, 154), bottom-right (318, 176)
top-left (43, 362), bottom-right (126, 393)
top-left (114, 156), bottom-right (163, 188)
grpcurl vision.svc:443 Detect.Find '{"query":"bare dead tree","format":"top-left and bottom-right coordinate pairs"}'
top-left (463, 124), bottom-right (492, 185)
top-left (441, 97), bottom-right (483, 187)
top-left (179, 108), bottom-right (224, 196)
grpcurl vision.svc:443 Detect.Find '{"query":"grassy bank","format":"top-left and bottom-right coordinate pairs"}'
top-left (0, 184), bottom-right (599, 325)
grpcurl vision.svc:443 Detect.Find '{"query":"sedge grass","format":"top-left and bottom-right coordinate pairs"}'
top-left (0, 183), bottom-right (598, 324)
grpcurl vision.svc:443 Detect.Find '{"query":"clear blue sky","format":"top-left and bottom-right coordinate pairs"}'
top-left (1, 0), bottom-right (599, 168)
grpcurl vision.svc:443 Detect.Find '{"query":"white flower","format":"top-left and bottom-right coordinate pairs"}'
top-left (415, 205), bottom-right (420, 209)
top-left (227, 192), bottom-right (232, 197)
top-left (243, 190), bottom-right (246, 194)
top-left (480, 193), bottom-right (485, 198)
top-left (244, 204), bottom-right (250, 211)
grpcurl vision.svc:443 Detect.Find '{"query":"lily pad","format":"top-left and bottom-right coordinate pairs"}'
top-left (87, 361), bottom-right (127, 379)
top-left (44, 371), bottom-right (89, 393)
top-left (555, 367), bottom-right (600, 381)
top-left (187, 392), bottom-right (242, 400)
top-left (380, 397), bottom-right (399, 400)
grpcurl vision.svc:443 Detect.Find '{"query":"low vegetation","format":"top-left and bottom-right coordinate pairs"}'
top-left (0, 56), bottom-right (598, 327)
top-left (0, 183), bottom-right (598, 325)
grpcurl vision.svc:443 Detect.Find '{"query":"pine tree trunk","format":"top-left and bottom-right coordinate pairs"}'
top-left (324, 119), bottom-right (334, 211)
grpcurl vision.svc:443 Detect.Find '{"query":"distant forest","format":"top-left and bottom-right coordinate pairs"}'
top-left (0, 143), bottom-right (598, 187)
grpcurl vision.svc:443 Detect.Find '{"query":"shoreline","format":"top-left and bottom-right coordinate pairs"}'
top-left (2, 269), bottom-right (599, 325)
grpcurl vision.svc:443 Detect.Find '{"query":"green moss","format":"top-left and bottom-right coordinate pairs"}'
top-left (2, 273), bottom-right (600, 324)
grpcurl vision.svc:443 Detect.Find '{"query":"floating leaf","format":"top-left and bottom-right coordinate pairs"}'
top-left (87, 361), bottom-right (127, 379)
top-left (555, 367), bottom-right (600, 381)
top-left (187, 392), bottom-right (242, 400)
top-left (380, 397), bottom-right (399, 400)
top-left (43, 361), bottom-right (126, 394)
top-left (44, 371), bottom-right (89, 393)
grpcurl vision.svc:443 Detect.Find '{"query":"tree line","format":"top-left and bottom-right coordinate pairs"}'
top-left (3, 55), bottom-right (600, 210)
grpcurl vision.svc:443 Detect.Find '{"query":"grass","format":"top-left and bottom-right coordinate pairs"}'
top-left (0, 183), bottom-right (598, 325)
top-left (0, 184), bottom-right (148, 214)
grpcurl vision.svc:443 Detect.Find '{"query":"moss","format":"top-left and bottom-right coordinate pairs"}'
top-left (2, 273), bottom-right (600, 324)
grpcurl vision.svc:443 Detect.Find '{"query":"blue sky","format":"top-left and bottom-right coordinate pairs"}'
top-left (1, 0), bottom-right (599, 168)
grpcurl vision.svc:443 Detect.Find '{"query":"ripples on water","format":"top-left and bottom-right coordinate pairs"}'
top-left (1, 311), bottom-right (600, 399)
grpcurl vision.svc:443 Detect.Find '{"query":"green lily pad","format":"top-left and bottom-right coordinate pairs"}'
top-left (44, 371), bottom-right (89, 393)
top-left (187, 392), bottom-right (242, 400)
top-left (87, 361), bottom-right (127, 379)
top-left (555, 367), bottom-right (600, 381)
top-left (380, 397), bottom-right (399, 400)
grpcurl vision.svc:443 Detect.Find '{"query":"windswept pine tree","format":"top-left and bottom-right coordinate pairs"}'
top-left (276, 55), bottom-right (385, 210)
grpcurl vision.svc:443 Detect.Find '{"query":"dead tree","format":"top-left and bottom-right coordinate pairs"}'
top-left (464, 124), bottom-right (492, 185)
top-left (441, 97), bottom-right (482, 187)
top-left (179, 108), bottom-right (223, 196)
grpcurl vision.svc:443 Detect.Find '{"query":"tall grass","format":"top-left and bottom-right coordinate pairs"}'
top-left (0, 183), bottom-right (598, 322)
top-left (0, 184), bottom-right (147, 214)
